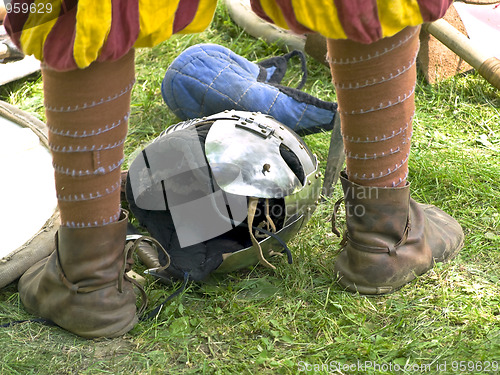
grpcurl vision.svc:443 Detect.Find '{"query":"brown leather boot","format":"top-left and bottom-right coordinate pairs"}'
top-left (333, 171), bottom-right (464, 294)
top-left (18, 210), bottom-right (142, 338)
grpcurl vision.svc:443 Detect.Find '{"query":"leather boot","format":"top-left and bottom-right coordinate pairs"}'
top-left (18, 210), bottom-right (141, 338)
top-left (334, 171), bottom-right (464, 294)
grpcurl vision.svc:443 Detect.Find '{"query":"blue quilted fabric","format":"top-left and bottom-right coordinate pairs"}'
top-left (162, 43), bottom-right (337, 134)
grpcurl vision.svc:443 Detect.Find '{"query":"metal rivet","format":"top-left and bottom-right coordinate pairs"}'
top-left (307, 180), bottom-right (312, 185)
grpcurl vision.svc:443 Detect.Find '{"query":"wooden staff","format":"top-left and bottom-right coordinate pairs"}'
top-left (423, 18), bottom-right (500, 90)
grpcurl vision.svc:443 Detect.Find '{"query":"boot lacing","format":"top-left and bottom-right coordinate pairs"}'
top-left (121, 236), bottom-right (171, 315)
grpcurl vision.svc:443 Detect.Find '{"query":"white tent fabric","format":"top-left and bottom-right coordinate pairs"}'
top-left (454, 2), bottom-right (500, 60)
top-left (1, 24), bottom-right (40, 86)
top-left (0, 101), bottom-right (58, 288)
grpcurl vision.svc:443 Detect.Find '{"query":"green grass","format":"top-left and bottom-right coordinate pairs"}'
top-left (1, 4), bottom-right (500, 374)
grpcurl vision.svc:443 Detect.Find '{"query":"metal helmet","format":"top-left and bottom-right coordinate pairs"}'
top-left (126, 110), bottom-right (321, 280)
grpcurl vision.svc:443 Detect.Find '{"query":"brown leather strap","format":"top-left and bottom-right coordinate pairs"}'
top-left (248, 197), bottom-right (275, 269)
top-left (344, 217), bottom-right (410, 256)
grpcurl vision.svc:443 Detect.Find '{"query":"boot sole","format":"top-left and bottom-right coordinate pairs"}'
top-left (336, 236), bottom-right (465, 296)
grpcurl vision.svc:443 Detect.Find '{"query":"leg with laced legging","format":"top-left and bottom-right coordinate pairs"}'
top-left (17, 50), bottom-right (145, 338)
top-left (327, 28), bottom-right (464, 294)
top-left (328, 26), bottom-right (419, 188)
